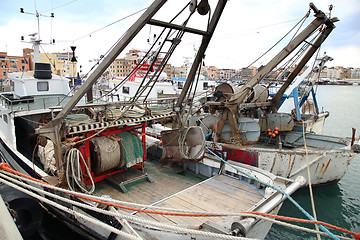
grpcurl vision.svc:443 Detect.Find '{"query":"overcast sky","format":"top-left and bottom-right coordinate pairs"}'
top-left (1, 0), bottom-right (359, 73)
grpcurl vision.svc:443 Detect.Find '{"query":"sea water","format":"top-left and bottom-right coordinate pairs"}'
top-left (266, 85), bottom-right (360, 239)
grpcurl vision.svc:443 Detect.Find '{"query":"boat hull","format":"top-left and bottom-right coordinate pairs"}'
top-left (223, 144), bottom-right (355, 186)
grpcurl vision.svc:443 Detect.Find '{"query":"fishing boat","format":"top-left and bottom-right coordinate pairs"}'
top-left (186, 4), bottom-right (360, 187)
top-left (0, 1), bottom-right (313, 239)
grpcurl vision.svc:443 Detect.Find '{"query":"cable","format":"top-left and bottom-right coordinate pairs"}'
top-left (178, 126), bottom-right (205, 160)
top-left (72, 7), bottom-right (148, 42)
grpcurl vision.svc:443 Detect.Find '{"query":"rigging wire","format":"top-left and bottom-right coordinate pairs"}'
top-left (89, 2), bottom-right (194, 105)
top-left (233, 9), bottom-right (314, 108)
top-left (94, 2), bottom-right (192, 113)
top-left (228, 9), bottom-right (311, 82)
top-left (41, 0), bottom-right (78, 13)
top-left (132, 3), bottom-right (193, 103)
top-left (72, 7), bottom-right (148, 42)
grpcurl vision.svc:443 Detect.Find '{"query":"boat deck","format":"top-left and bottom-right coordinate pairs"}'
top-left (93, 159), bottom-right (263, 227)
top-left (135, 174), bottom-right (263, 226)
top-left (93, 159), bottom-right (207, 205)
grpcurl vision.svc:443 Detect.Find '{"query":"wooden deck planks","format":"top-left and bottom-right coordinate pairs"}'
top-left (93, 160), bottom-right (207, 208)
top-left (93, 160), bottom-right (264, 227)
top-left (136, 175), bottom-right (263, 226)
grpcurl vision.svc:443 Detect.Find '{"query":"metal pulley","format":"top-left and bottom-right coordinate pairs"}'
top-left (189, 0), bottom-right (197, 13)
top-left (197, 0), bottom-right (210, 15)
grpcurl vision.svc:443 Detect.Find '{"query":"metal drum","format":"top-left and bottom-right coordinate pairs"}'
top-left (221, 117), bottom-right (261, 145)
top-left (214, 82), bottom-right (242, 101)
top-left (259, 113), bottom-right (294, 132)
top-left (247, 84), bottom-right (269, 103)
top-left (214, 83), bottom-right (268, 103)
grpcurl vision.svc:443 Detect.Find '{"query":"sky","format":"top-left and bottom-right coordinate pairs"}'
top-left (0, 0), bottom-right (359, 74)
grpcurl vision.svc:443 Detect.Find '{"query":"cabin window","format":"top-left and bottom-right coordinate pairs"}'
top-left (203, 82), bottom-right (208, 90)
top-left (157, 90), bottom-right (164, 94)
top-left (37, 81), bottom-right (49, 91)
top-left (3, 114), bottom-right (8, 123)
top-left (122, 86), bottom-right (130, 94)
top-left (177, 82), bottom-right (183, 89)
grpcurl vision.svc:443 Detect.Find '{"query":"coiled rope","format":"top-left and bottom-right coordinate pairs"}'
top-left (65, 148), bottom-right (95, 194)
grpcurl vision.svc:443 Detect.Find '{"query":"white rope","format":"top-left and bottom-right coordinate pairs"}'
top-left (302, 120), bottom-right (321, 240)
top-left (0, 173), bottom-right (253, 240)
top-left (0, 170), bottom-right (229, 215)
top-left (248, 213), bottom-right (352, 240)
top-left (0, 176), bottom-right (140, 240)
top-left (0, 171), bottom-right (352, 240)
top-left (66, 148), bottom-right (95, 194)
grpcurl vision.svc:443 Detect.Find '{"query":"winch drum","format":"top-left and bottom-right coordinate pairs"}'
top-left (90, 136), bottom-right (123, 174)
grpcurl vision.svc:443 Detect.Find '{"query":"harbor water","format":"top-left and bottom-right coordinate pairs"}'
top-left (267, 85), bottom-right (360, 239)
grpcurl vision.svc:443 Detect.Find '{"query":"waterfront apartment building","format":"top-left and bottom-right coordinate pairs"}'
top-left (109, 49), bottom-right (175, 79)
top-left (39, 52), bottom-right (77, 78)
top-left (0, 50), bottom-right (31, 82)
top-left (240, 66), bottom-right (258, 80)
top-left (351, 68), bottom-right (360, 79)
top-left (218, 68), bottom-right (237, 80)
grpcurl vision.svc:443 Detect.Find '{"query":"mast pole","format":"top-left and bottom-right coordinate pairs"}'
top-left (175, 0), bottom-right (228, 117)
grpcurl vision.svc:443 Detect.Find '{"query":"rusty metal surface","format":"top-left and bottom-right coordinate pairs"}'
top-left (259, 113), bottom-right (294, 132)
top-left (221, 117), bottom-right (261, 145)
top-left (256, 148), bottom-right (353, 186)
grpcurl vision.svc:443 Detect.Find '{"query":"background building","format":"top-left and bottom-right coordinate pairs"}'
top-left (39, 51), bottom-right (77, 78)
top-left (0, 51), bottom-right (30, 82)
